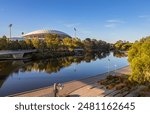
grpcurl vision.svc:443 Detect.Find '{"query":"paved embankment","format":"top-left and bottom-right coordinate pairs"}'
top-left (9, 66), bottom-right (131, 97)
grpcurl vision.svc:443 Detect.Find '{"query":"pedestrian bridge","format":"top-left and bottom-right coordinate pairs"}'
top-left (0, 49), bottom-right (37, 59)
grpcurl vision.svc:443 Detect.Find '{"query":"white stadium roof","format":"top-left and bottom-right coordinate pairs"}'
top-left (23, 30), bottom-right (70, 37)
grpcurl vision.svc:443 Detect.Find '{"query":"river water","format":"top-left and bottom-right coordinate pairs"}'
top-left (0, 52), bottom-right (128, 96)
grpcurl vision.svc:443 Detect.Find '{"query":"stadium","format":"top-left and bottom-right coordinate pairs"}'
top-left (22, 29), bottom-right (71, 39)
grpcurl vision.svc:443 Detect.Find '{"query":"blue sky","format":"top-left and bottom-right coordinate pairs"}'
top-left (0, 0), bottom-right (150, 42)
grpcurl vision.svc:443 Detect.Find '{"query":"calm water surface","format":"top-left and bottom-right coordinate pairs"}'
top-left (0, 52), bottom-right (128, 96)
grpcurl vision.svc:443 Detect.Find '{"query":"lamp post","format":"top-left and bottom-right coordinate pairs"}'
top-left (114, 64), bottom-right (117, 76)
top-left (9, 24), bottom-right (12, 39)
top-left (74, 28), bottom-right (77, 38)
top-left (108, 59), bottom-right (110, 75)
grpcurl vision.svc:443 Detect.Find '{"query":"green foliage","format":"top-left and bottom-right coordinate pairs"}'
top-left (45, 34), bottom-right (61, 51)
top-left (114, 40), bottom-right (132, 51)
top-left (128, 36), bottom-right (150, 83)
top-left (0, 35), bottom-right (110, 53)
top-left (83, 38), bottom-right (110, 52)
top-left (7, 41), bottom-right (21, 50)
top-left (0, 37), bottom-right (7, 50)
top-left (25, 39), bottom-right (34, 49)
top-left (18, 40), bottom-right (28, 49)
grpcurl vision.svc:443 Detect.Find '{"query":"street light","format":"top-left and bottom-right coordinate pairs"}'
top-left (108, 59), bottom-right (110, 75)
top-left (114, 64), bottom-right (117, 76)
top-left (74, 28), bottom-right (77, 38)
top-left (9, 24), bottom-right (12, 39)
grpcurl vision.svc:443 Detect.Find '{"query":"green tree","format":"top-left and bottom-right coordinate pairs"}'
top-left (0, 37), bottom-right (8, 50)
top-left (25, 39), bottom-right (34, 49)
top-left (128, 36), bottom-right (150, 83)
top-left (63, 37), bottom-right (73, 51)
top-left (18, 40), bottom-right (28, 49)
top-left (7, 41), bottom-right (21, 50)
top-left (32, 38), bottom-right (40, 49)
top-left (45, 34), bottom-right (61, 51)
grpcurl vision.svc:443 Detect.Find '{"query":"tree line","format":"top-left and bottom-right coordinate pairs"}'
top-left (114, 40), bottom-right (132, 51)
top-left (0, 35), bottom-right (110, 52)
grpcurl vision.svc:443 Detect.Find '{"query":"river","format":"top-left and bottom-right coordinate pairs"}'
top-left (0, 52), bottom-right (128, 96)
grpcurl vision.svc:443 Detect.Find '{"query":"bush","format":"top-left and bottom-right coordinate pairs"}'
top-left (128, 36), bottom-right (150, 83)
top-left (115, 83), bottom-right (126, 90)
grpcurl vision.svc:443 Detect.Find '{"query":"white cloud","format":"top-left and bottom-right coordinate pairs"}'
top-left (106, 19), bottom-right (125, 23)
top-left (104, 23), bottom-right (117, 28)
top-left (105, 19), bottom-right (125, 28)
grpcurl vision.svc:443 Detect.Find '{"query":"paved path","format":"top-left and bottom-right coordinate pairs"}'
top-left (69, 66), bottom-right (132, 97)
top-left (0, 49), bottom-right (37, 55)
top-left (10, 66), bottom-right (131, 97)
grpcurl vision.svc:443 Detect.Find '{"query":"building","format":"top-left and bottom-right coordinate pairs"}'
top-left (22, 29), bottom-right (71, 39)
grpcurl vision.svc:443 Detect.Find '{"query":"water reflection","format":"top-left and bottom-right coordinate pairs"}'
top-left (14, 52), bottom-right (109, 75)
top-left (0, 52), bottom-right (128, 96)
top-left (113, 51), bottom-right (127, 58)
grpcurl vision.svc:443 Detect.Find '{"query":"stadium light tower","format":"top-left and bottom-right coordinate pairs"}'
top-left (9, 24), bottom-right (12, 39)
top-left (74, 28), bottom-right (77, 38)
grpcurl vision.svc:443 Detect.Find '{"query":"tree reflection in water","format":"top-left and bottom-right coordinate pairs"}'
top-left (0, 52), bottom-right (110, 88)
top-left (113, 51), bottom-right (127, 58)
top-left (0, 52), bottom-right (109, 76)
top-left (21, 52), bottom-right (110, 74)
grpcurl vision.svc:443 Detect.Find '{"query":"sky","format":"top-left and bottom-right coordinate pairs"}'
top-left (0, 0), bottom-right (150, 43)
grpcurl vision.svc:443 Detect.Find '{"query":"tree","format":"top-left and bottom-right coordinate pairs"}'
top-left (83, 38), bottom-right (94, 51)
top-left (7, 40), bottom-right (21, 50)
top-left (18, 40), bottom-right (28, 49)
top-left (32, 38), bottom-right (40, 49)
top-left (114, 40), bottom-right (132, 51)
top-left (45, 34), bottom-right (61, 51)
top-left (25, 39), bottom-right (34, 49)
top-left (63, 37), bottom-right (74, 51)
top-left (128, 36), bottom-right (150, 83)
top-left (0, 37), bottom-right (8, 50)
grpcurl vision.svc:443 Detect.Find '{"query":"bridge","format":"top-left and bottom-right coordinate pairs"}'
top-left (0, 49), bottom-right (37, 59)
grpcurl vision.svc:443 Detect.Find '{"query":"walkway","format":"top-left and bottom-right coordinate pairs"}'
top-left (0, 49), bottom-right (37, 59)
top-left (0, 49), bottom-right (37, 55)
top-left (9, 66), bottom-right (131, 97)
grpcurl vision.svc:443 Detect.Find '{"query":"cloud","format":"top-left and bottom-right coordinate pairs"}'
top-left (104, 23), bottom-right (117, 28)
top-left (104, 19), bottom-right (125, 28)
top-left (106, 19), bottom-right (125, 24)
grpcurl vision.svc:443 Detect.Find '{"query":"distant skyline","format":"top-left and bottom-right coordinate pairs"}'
top-left (1, 0), bottom-right (150, 43)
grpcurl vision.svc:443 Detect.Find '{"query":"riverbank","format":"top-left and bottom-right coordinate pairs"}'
top-left (9, 66), bottom-right (131, 97)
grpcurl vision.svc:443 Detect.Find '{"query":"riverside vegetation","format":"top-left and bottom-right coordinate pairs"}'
top-left (98, 36), bottom-right (150, 97)
top-left (0, 35), bottom-right (110, 59)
